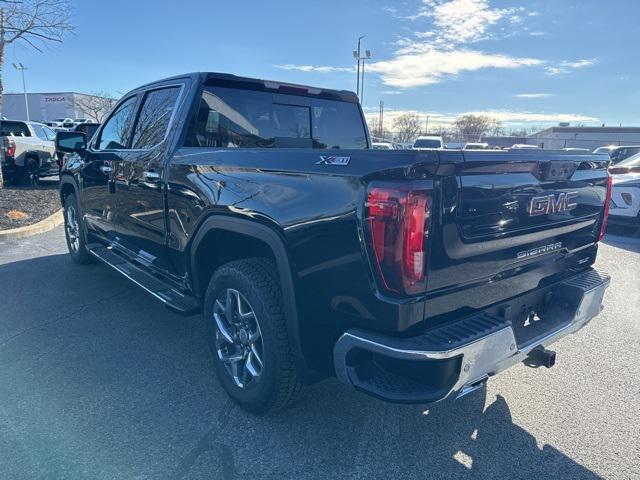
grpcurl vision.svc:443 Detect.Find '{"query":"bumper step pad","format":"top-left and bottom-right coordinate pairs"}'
top-left (334, 268), bottom-right (610, 404)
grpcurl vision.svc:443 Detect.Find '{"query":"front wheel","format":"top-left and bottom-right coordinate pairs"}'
top-left (203, 258), bottom-right (303, 413)
top-left (63, 193), bottom-right (95, 264)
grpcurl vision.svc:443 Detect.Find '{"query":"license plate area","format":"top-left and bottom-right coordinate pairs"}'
top-left (510, 303), bottom-right (569, 347)
top-left (483, 282), bottom-right (575, 348)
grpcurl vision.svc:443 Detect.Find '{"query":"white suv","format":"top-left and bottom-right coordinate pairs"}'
top-left (413, 136), bottom-right (443, 150)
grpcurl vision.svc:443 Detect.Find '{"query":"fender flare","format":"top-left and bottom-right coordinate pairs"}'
top-left (22, 151), bottom-right (41, 168)
top-left (190, 216), bottom-right (309, 376)
top-left (59, 174), bottom-right (80, 206)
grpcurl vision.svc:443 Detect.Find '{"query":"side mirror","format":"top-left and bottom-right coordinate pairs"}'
top-left (56, 131), bottom-right (87, 154)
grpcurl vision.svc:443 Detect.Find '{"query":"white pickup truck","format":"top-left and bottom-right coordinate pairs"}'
top-left (0, 120), bottom-right (58, 184)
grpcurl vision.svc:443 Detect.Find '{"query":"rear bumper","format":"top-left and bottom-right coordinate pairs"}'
top-left (333, 268), bottom-right (610, 404)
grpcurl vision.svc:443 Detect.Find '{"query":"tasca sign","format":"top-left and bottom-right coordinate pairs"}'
top-left (41, 95), bottom-right (69, 103)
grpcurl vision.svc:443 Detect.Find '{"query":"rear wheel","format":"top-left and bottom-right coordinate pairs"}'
top-left (19, 156), bottom-right (40, 186)
top-left (203, 258), bottom-right (303, 413)
top-left (63, 193), bottom-right (95, 264)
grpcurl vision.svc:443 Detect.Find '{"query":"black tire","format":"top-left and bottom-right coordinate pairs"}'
top-left (62, 193), bottom-right (95, 264)
top-left (19, 156), bottom-right (40, 186)
top-left (203, 258), bottom-right (303, 413)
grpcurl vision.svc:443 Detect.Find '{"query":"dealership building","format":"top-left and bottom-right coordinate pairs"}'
top-left (525, 126), bottom-right (640, 150)
top-left (1, 92), bottom-right (114, 123)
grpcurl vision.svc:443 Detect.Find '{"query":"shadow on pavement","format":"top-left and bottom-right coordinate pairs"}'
top-left (603, 225), bottom-right (640, 253)
top-left (0, 253), bottom-right (601, 479)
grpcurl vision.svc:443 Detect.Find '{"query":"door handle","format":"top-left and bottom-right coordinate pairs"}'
top-left (144, 170), bottom-right (161, 182)
top-left (100, 165), bottom-right (113, 174)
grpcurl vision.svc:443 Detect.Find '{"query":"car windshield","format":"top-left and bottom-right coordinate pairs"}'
top-left (594, 147), bottom-right (614, 154)
top-left (414, 139), bottom-right (441, 148)
top-left (618, 153), bottom-right (640, 167)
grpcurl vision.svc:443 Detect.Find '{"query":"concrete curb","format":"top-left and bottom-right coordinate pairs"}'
top-left (0, 209), bottom-right (64, 241)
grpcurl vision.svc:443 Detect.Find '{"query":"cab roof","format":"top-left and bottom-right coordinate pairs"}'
top-left (134, 71), bottom-right (360, 103)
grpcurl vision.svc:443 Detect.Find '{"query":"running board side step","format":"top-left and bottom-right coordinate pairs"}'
top-left (88, 245), bottom-right (200, 315)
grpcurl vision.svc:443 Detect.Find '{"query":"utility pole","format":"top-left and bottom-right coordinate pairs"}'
top-left (360, 50), bottom-right (371, 104)
top-left (12, 63), bottom-right (29, 121)
top-left (379, 100), bottom-right (384, 139)
top-left (353, 36), bottom-right (365, 99)
top-left (353, 37), bottom-right (371, 102)
top-left (425, 115), bottom-right (429, 135)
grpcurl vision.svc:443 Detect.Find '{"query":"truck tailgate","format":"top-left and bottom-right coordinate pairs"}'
top-left (425, 150), bottom-right (610, 311)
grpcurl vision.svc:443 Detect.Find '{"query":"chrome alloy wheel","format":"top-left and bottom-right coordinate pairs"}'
top-left (213, 288), bottom-right (264, 389)
top-left (65, 205), bottom-right (80, 252)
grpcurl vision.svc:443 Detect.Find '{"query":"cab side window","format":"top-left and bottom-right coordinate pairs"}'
top-left (95, 96), bottom-right (137, 150)
top-left (32, 124), bottom-right (48, 140)
top-left (131, 87), bottom-right (181, 150)
top-left (43, 126), bottom-right (57, 141)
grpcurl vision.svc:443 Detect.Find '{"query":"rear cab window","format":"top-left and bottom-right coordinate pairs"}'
top-left (184, 85), bottom-right (367, 149)
top-left (131, 86), bottom-right (181, 149)
top-left (0, 121), bottom-right (31, 137)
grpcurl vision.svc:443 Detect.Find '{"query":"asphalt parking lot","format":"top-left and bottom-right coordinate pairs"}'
top-left (0, 226), bottom-right (638, 479)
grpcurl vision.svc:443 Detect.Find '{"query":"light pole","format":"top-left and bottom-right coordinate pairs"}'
top-left (353, 35), bottom-right (365, 99)
top-left (12, 63), bottom-right (29, 122)
top-left (353, 38), bottom-right (372, 102)
top-left (379, 100), bottom-right (384, 139)
top-left (360, 50), bottom-right (371, 104)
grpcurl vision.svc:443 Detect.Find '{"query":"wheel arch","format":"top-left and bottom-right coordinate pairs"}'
top-left (190, 215), bottom-right (312, 379)
top-left (24, 151), bottom-right (41, 166)
top-left (59, 175), bottom-right (80, 207)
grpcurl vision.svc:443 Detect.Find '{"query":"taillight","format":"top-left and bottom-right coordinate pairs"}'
top-left (366, 182), bottom-right (431, 295)
top-left (4, 138), bottom-right (16, 158)
top-left (598, 175), bottom-right (612, 241)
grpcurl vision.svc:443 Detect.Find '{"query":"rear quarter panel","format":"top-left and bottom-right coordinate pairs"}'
top-left (167, 148), bottom-right (439, 371)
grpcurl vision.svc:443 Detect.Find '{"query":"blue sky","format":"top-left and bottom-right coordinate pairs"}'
top-left (3, 0), bottom-right (639, 130)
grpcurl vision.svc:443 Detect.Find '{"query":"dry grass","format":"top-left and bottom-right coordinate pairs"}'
top-left (5, 210), bottom-right (29, 221)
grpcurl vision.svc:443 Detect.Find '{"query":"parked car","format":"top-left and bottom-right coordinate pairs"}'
top-left (46, 117), bottom-right (75, 129)
top-left (72, 122), bottom-right (100, 139)
top-left (562, 147), bottom-right (591, 152)
top-left (57, 72), bottom-right (611, 413)
top-left (371, 142), bottom-right (394, 150)
top-left (0, 119), bottom-right (58, 184)
top-left (413, 135), bottom-right (443, 149)
top-left (593, 145), bottom-right (640, 164)
top-left (593, 145), bottom-right (617, 155)
top-left (511, 144), bottom-right (540, 149)
top-left (608, 153), bottom-right (640, 226)
top-left (609, 146), bottom-right (640, 164)
top-left (464, 142), bottom-right (490, 150)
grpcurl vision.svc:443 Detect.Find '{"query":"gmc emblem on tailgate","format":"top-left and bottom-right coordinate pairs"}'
top-left (527, 192), bottom-right (578, 217)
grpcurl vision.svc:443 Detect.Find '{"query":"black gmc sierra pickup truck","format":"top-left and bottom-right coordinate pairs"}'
top-left (57, 72), bottom-right (612, 413)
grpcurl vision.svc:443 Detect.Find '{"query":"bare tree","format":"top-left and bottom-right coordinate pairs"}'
top-left (488, 118), bottom-right (503, 136)
top-left (454, 114), bottom-right (495, 142)
top-left (392, 112), bottom-right (422, 143)
top-left (0, 0), bottom-right (73, 187)
top-left (75, 92), bottom-right (116, 122)
top-left (367, 117), bottom-right (392, 141)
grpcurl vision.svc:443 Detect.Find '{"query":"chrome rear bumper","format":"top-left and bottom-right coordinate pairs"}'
top-left (333, 268), bottom-right (610, 404)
